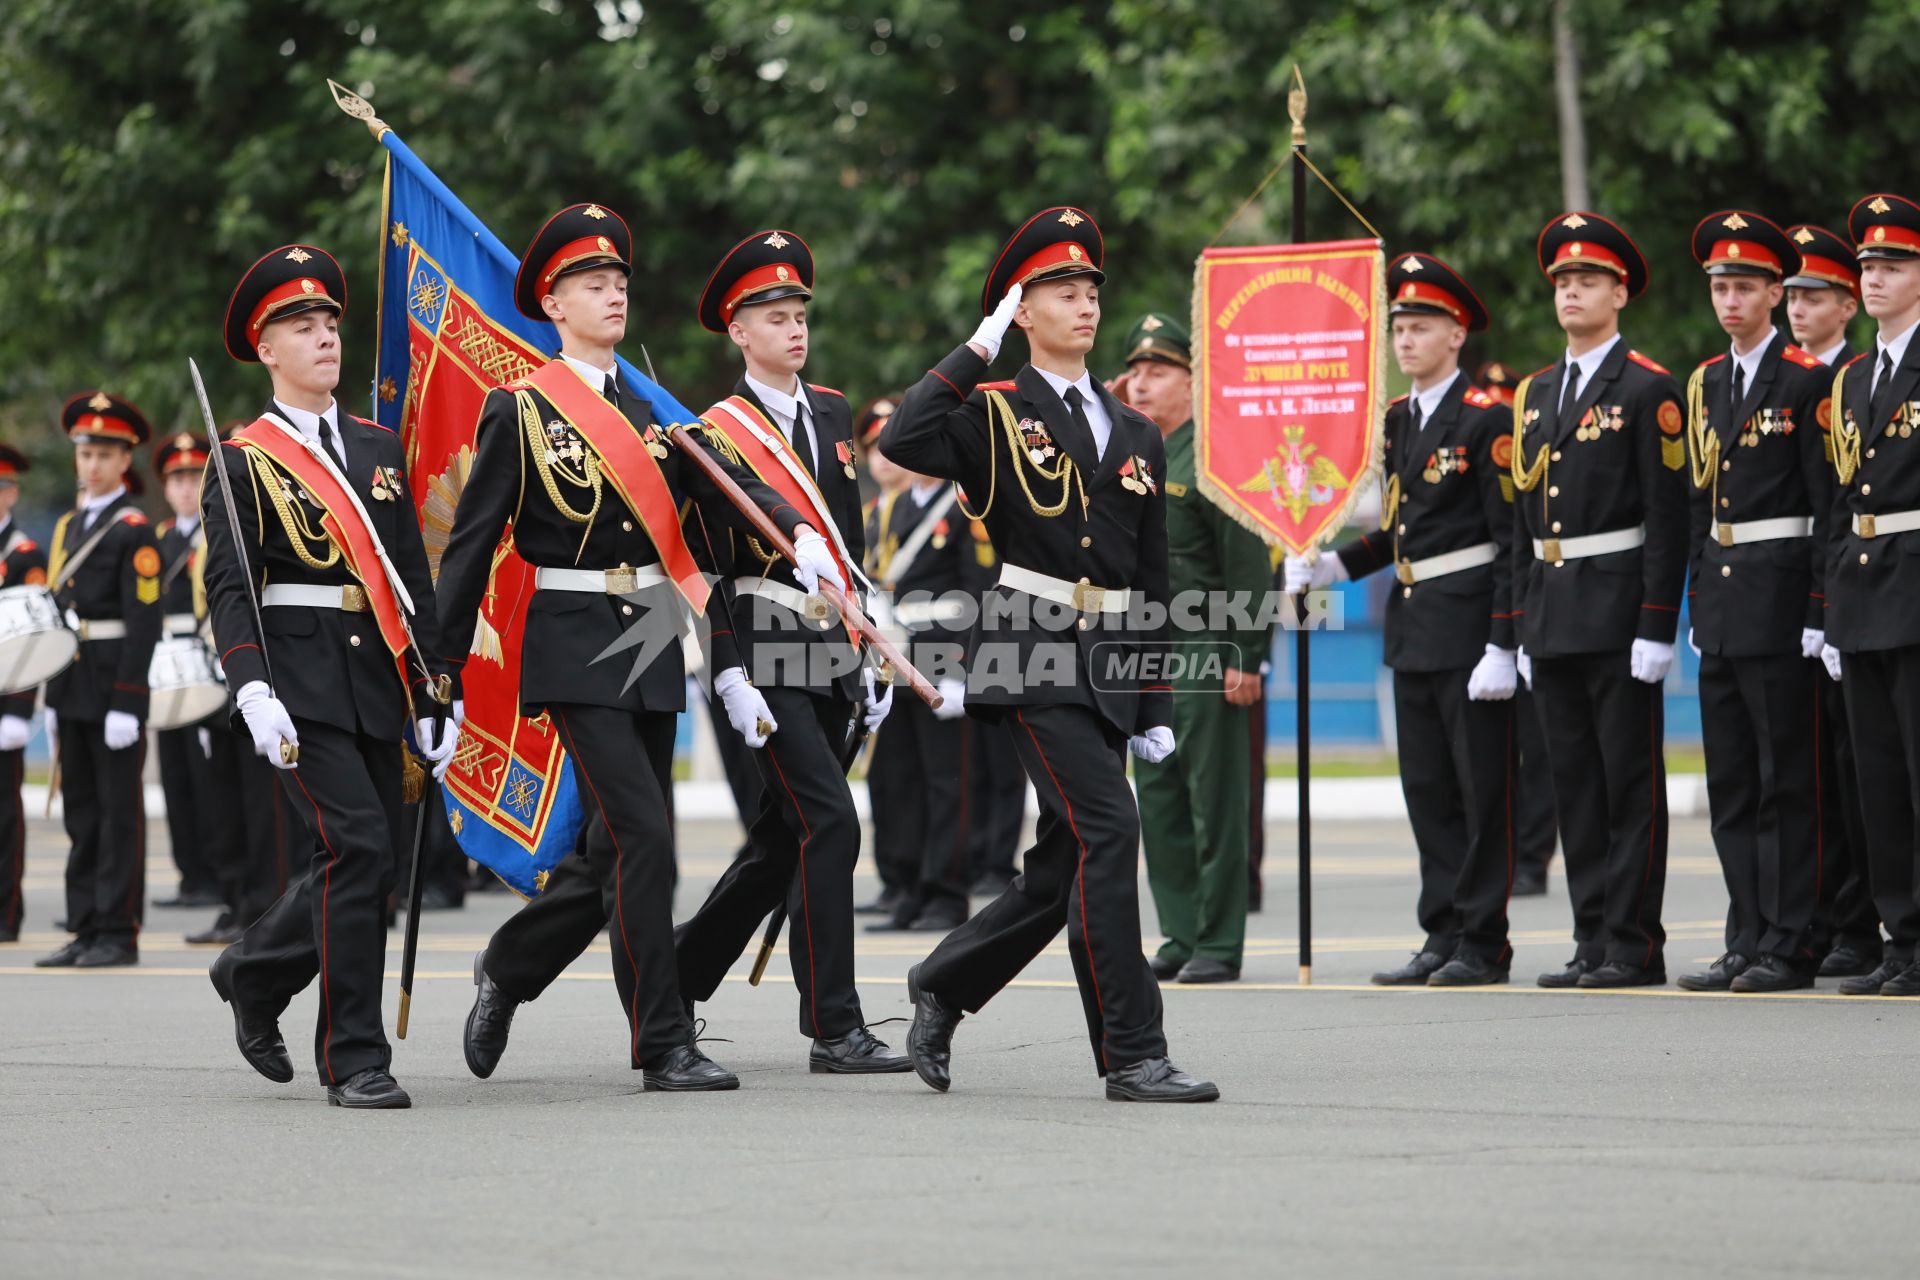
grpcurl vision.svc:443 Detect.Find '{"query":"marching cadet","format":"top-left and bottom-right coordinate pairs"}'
top-left (1288, 256), bottom-right (1517, 986)
top-left (862, 397), bottom-right (976, 935)
top-left (34, 394), bottom-right (162, 970)
top-left (1782, 224), bottom-right (1881, 980)
top-left (447, 207), bottom-right (833, 1089)
top-left (203, 244), bottom-right (459, 1108)
top-left (0, 445), bottom-right (45, 944)
top-left (670, 229), bottom-right (911, 1075)
top-left (1510, 212), bottom-right (1687, 989)
top-left (1820, 193), bottom-right (1920, 998)
top-left (1477, 360), bottom-right (1560, 898)
top-left (884, 206), bottom-right (1218, 1102)
top-left (1675, 212), bottom-right (1832, 993)
top-left (1124, 310), bottom-right (1272, 985)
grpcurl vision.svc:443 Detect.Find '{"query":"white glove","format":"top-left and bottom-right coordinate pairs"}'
top-left (967, 282), bottom-right (1024, 361)
top-left (43, 708), bottom-right (56, 745)
top-left (1687, 627), bottom-right (1700, 658)
top-left (862, 668), bottom-right (895, 734)
top-left (1821, 644), bottom-right (1843, 682)
top-left (416, 715), bottom-right (459, 781)
top-left (1629, 638), bottom-right (1674, 684)
top-left (932, 677), bottom-right (967, 721)
top-left (234, 679), bottom-right (298, 770)
top-left (1129, 725), bottom-right (1175, 764)
top-left (1283, 553), bottom-right (1344, 594)
top-left (1466, 645), bottom-right (1518, 702)
top-left (715, 666), bottom-right (776, 748)
top-left (0, 716), bottom-right (30, 752)
top-left (1516, 647), bottom-right (1532, 690)
top-left (103, 710), bottom-right (141, 751)
top-left (789, 528), bottom-right (846, 597)
top-left (1801, 628), bottom-right (1826, 660)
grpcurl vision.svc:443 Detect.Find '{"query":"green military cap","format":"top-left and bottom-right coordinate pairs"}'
top-left (1123, 311), bottom-right (1191, 370)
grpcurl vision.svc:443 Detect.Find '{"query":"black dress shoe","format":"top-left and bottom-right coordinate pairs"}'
top-left (906, 906), bottom-right (967, 932)
top-left (73, 940), bottom-right (137, 968)
top-left (810, 1025), bottom-right (911, 1074)
top-left (1427, 953), bottom-right (1508, 986)
top-left (209, 950), bottom-right (294, 1083)
top-left (642, 1044), bottom-right (740, 1091)
top-left (186, 912), bottom-right (241, 946)
top-left (1730, 955), bottom-right (1814, 993)
top-left (463, 951), bottom-right (519, 1080)
top-left (0, 926), bottom-right (16, 944)
top-left (1176, 957), bottom-right (1240, 984)
top-left (906, 962), bottom-right (963, 1092)
top-left (1372, 951), bottom-right (1449, 986)
top-left (1537, 958), bottom-right (1593, 988)
top-left (1818, 944), bottom-right (1881, 979)
top-left (1878, 960), bottom-right (1920, 997)
top-left (854, 886), bottom-right (905, 916)
top-left (155, 887), bottom-right (225, 909)
top-left (34, 939), bottom-right (86, 968)
top-left (326, 1067), bottom-right (411, 1108)
top-left (1578, 961), bottom-right (1665, 988)
top-left (1838, 957), bottom-right (1907, 995)
top-left (1149, 953), bottom-right (1186, 981)
top-left (1676, 952), bottom-right (1750, 992)
top-left (1105, 1057), bottom-right (1220, 1103)
top-left (1511, 865), bottom-right (1549, 897)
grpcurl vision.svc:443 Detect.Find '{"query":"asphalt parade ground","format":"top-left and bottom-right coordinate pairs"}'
top-left (5, 814), bottom-right (1918, 1279)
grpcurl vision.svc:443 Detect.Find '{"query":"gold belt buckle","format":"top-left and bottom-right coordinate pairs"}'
top-left (605, 566), bottom-right (636, 594)
top-left (1860, 513), bottom-right (1877, 540)
top-left (1717, 522), bottom-right (1734, 548)
top-left (1395, 560), bottom-right (1415, 586)
top-left (1071, 578), bottom-right (1105, 613)
top-left (340, 584), bottom-right (368, 612)
top-left (1542, 537), bottom-right (1562, 562)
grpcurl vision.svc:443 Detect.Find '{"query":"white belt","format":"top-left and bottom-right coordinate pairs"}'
top-left (734, 576), bottom-right (833, 621)
top-left (261, 583), bottom-right (369, 612)
top-left (163, 613), bottom-right (200, 637)
top-left (534, 564), bottom-right (668, 593)
top-left (1393, 542), bottom-right (1496, 586)
top-left (1708, 516), bottom-right (1812, 548)
top-left (1531, 525), bottom-right (1646, 563)
top-left (894, 599), bottom-right (967, 626)
top-left (998, 564), bottom-right (1132, 614)
top-left (64, 611), bottom-right (126, 641)
top-left (1853, 510), bottom-right (1920, 540)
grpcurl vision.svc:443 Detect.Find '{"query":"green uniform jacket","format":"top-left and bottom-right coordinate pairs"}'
top-left (1163, 420), bottom-right (1275, 676)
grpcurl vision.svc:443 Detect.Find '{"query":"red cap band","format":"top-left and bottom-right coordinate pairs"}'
top-left (1859, 223), bottom-right (1920, 255)
top-left (72, 414), bottom-right (141, 444)
top-left (1548, 240), bottom-right (1627, 279)
top-left (248, 276), bottom-right (339, 336)
top-left (1012, 241), bottom-right (1096, 288)
top-left (721, 261), bottom-right (807, 323)
top-left (1702, 239), bottom-right (1782, 274)
top-left (540, 234), bottom-right (625, 292)
top-left (1391, 280), bottom-right (1468, 324)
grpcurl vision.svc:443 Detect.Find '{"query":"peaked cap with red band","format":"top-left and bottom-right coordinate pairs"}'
top-left (1387, 252), bottom-right (1488, 331)
top-left (224, 244), bottom-right (347, 363)
top-left (62, 390), bottom-right (151, 448)
top-left (1690, 210), bottom-right (1797, 280)
top-left (1783, 224), bottom-right (1861, 294)
top-left (1473, 361), bottom-right (1519, 407)
top-left (1849, 193), bottom-right (1920, 263)
top-left (982, 206), bottom-right (1105, 315)
top-left (0, 444), bottom-right (31, 483)
top-left (155, 431), bottom-right (211, 476)
top-left (513, 203), bottom-right (632, 320)
top-left (1536, 211), bottom-right (1650, 299)
top-left (698, 229), bottom-right (814, 333)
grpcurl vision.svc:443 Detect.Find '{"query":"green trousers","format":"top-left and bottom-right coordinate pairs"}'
top-left (1137, 678), bottom-right (1252, 968)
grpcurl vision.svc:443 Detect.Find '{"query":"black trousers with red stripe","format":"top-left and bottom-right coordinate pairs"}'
top-left (1530, 654), bottom-right (1669, 969)
top-left (222, 719), bottom-right (402, 1085)
top-left (58, 717), bottom-right (146, 948)
top-left (675, 685), bottom-right (865, 1040)
top-left (1391, 668), bottom-right (1514, 962)
top-left (480, 705), bottom-right (691, 1067)
top-left (1839, 645), bottom-right (1920, 963)
top-left (0, 748), bottom-right (22, 936)
top-left (867, 693), bottom-right (971, 918)
top-left (917, 703), bottom-right (1167, 1075)
top-left (1697, 652), bottom-right (1820, 963)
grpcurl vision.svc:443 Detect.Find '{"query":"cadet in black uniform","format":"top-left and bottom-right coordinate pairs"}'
top-left (1509, 213), bottom-right (1687, 989)
top-left (1288, 253), bottom-right (1517, 986)
top-left (34, 394), bottom-right (162, 969)
top-left (0, 445), bottom-right (46, 943)
top-left (670, 229), bottom-right (909, 1075)
top-left (203, 244), bottom-right (458, 1108)
top-left (1676, 212), bottom-right (1833, 993)
top-left (447, 206), bottom-right (828, 1090)
top-left (885, 206), bottom-right (1216, 1102)
top-left (1821, 194), bottom-right (1920, 997)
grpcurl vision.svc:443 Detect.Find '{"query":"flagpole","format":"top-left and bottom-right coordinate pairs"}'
top-left (1289, 67), bottom-right (1313, 988)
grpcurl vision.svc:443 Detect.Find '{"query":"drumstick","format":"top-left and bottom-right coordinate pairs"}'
top-left (43, 734), bottom-right (57, 819)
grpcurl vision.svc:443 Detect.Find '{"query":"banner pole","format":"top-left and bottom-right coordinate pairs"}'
top-left (1289, 67), bottom-right (1313, 988)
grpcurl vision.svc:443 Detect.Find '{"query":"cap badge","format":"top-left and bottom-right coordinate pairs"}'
top-left (776, 265), bottom-right (791, 281)
top-left (1068, 244), bottom-right (1084, 262)
top-left (1401, 282), bottom-right (1417, 297)
top-left (1721, 213), bottom-right (1749, 230)
top-left (1561, 213), bottom-right (1589, 229)
top-left (1875, 227), bottom-right (1888, 243)
top-left (1870, 197), bottom-right (1893, 215)
top-left (582, 204), bottom-right (608, 220)
top-left (596, 237), bottom-right (612, 252)
top-left (87, 392), bottom-right (112, 411)
top-left (1140, 315), bottom-right (1163, 331)
top-left (174, 433), bottom-right (194, 449)
top-left (1568, 241), bottom-right (1583, 257)
top-left (300, 278), bottom-right (317, 294)
top-left (1793, 227), bottom-right (1816, 244)
top-left (1135, 337), bottom-right (1153, 353)
top-left (285, 247), bottom-right (314, 264)
top-left (1401, 257), bottom-right (1423, 272)
top-left (764, 231), bottom-right (790, 249)
top-left (1057, 209), bottom-right (1086, 228)
top-left (1727, 244), bottom-right (1741, 258)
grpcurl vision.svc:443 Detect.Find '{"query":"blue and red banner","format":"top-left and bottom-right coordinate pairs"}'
top-left (368, 128), bottom-right (698, 896)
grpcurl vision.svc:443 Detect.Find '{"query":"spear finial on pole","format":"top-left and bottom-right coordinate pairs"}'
top-left (327, 78), bottom-right (390, 140)
top-left (1288, 64), bottom-right (1308, 148)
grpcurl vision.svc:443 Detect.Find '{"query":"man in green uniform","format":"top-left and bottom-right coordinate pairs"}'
top-left (1118, 312), bottom-right (1274, 984)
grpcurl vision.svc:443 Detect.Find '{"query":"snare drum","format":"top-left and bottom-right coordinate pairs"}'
top-left (147, 637), bottom-right (228, 730)
top-left (0, 585), bottom-right (77, 694)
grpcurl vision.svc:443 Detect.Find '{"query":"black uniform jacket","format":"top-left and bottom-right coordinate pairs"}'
top-left (866, 479), bottom-right (987, 668)
top-left (1826, 333), bottom-right (1920, 653)
top-left (882, 344), bottom-right (1172, 736)
top-left (1510, 340), bottom-right (1688, 657)
top-left (1338, 376), bottom-right (1516, 672)
top-left (46, 491), bottom-right (162, 721)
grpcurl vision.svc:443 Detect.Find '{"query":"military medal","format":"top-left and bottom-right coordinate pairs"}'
top-left (835, 438), bottom-right (856, 479)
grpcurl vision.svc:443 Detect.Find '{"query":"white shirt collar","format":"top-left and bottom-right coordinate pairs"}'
top-left (909, 478), bottom-right (943, 505)
top-left (173, 512), bottom-right (201, 539)
top-left (81, 484), bottom-right (126, 516)
top-left (1876, 318), bottom-right (1917, 373)
top-left (1032, 365), bottom-right (1114, 458)
top-left (1815, 338), bottom-right (1850, 367)
top-left (1729, 326), bottom-right (1776, 391)
top-left (560, 352), bottom-right (617, 395)
top-left (272, 397), bottom-right (340, 443)
top-left (1564, 332), bottom-right (1623, 388)
top-left (1409, 369), bottom-right (1460, 427)
top-left (745, 371), bottom-right (807, 425)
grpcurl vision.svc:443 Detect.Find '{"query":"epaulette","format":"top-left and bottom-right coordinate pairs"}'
top-left (1627, 350), bottom-right (1669, 375)
top-left (863, 494), bottom-right (879, 514)
top-left (1529, 364), bottom-right (1556, 379)
top-left (1841, 352), bottom-right (1871, 369)
top-left (14, 539), bottom-right (37, 553)
top-left (121, 511), bottom-right (147, 526)
top-left (157, 517), bottom-right (175, 534)
top-left (1780, 344), bottom-right (1823, 369)
top-left (1388, 393), bottom-right (1409, 406)
top-left (806, 383), bottom-right (846, 400)
top-left (1696, 353), bottom-right (1728, 369)
top-left (1462, 388), bottom-right (1498, 409)
top-left (978, 380), bottom-right (1018, 392)
top-left (351, 414), bottom-right (394, 433)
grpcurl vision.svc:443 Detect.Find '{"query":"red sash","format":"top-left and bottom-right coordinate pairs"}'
top-left (235, 419), bottom-right (414, 690)
top-left (703, 395), bottom-right (855, 585)
top-left (522, 361), bottom-right (710, 613)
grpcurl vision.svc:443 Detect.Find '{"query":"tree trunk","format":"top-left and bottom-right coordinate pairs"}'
top-left (1553, 0), bottom-right (1590, 210)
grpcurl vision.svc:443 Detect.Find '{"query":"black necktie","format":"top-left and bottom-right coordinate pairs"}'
top-left (1560, 362), bottom-right (1582, 419)
top-left (1872, 349), bottom-right (1897, 427)
top-left (789, 404), bottom-right (817, 478)
top-left (1064, 386), bottom-right (1096, 456)
top-left (320, 420), bottom-right (347, 475)
top-left (1410, 397), bottom-right (1424, 433)
top-left (1732, 362), bottom-right (1746, 407)
top-left (603, 371), bottom-right (619, 406)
